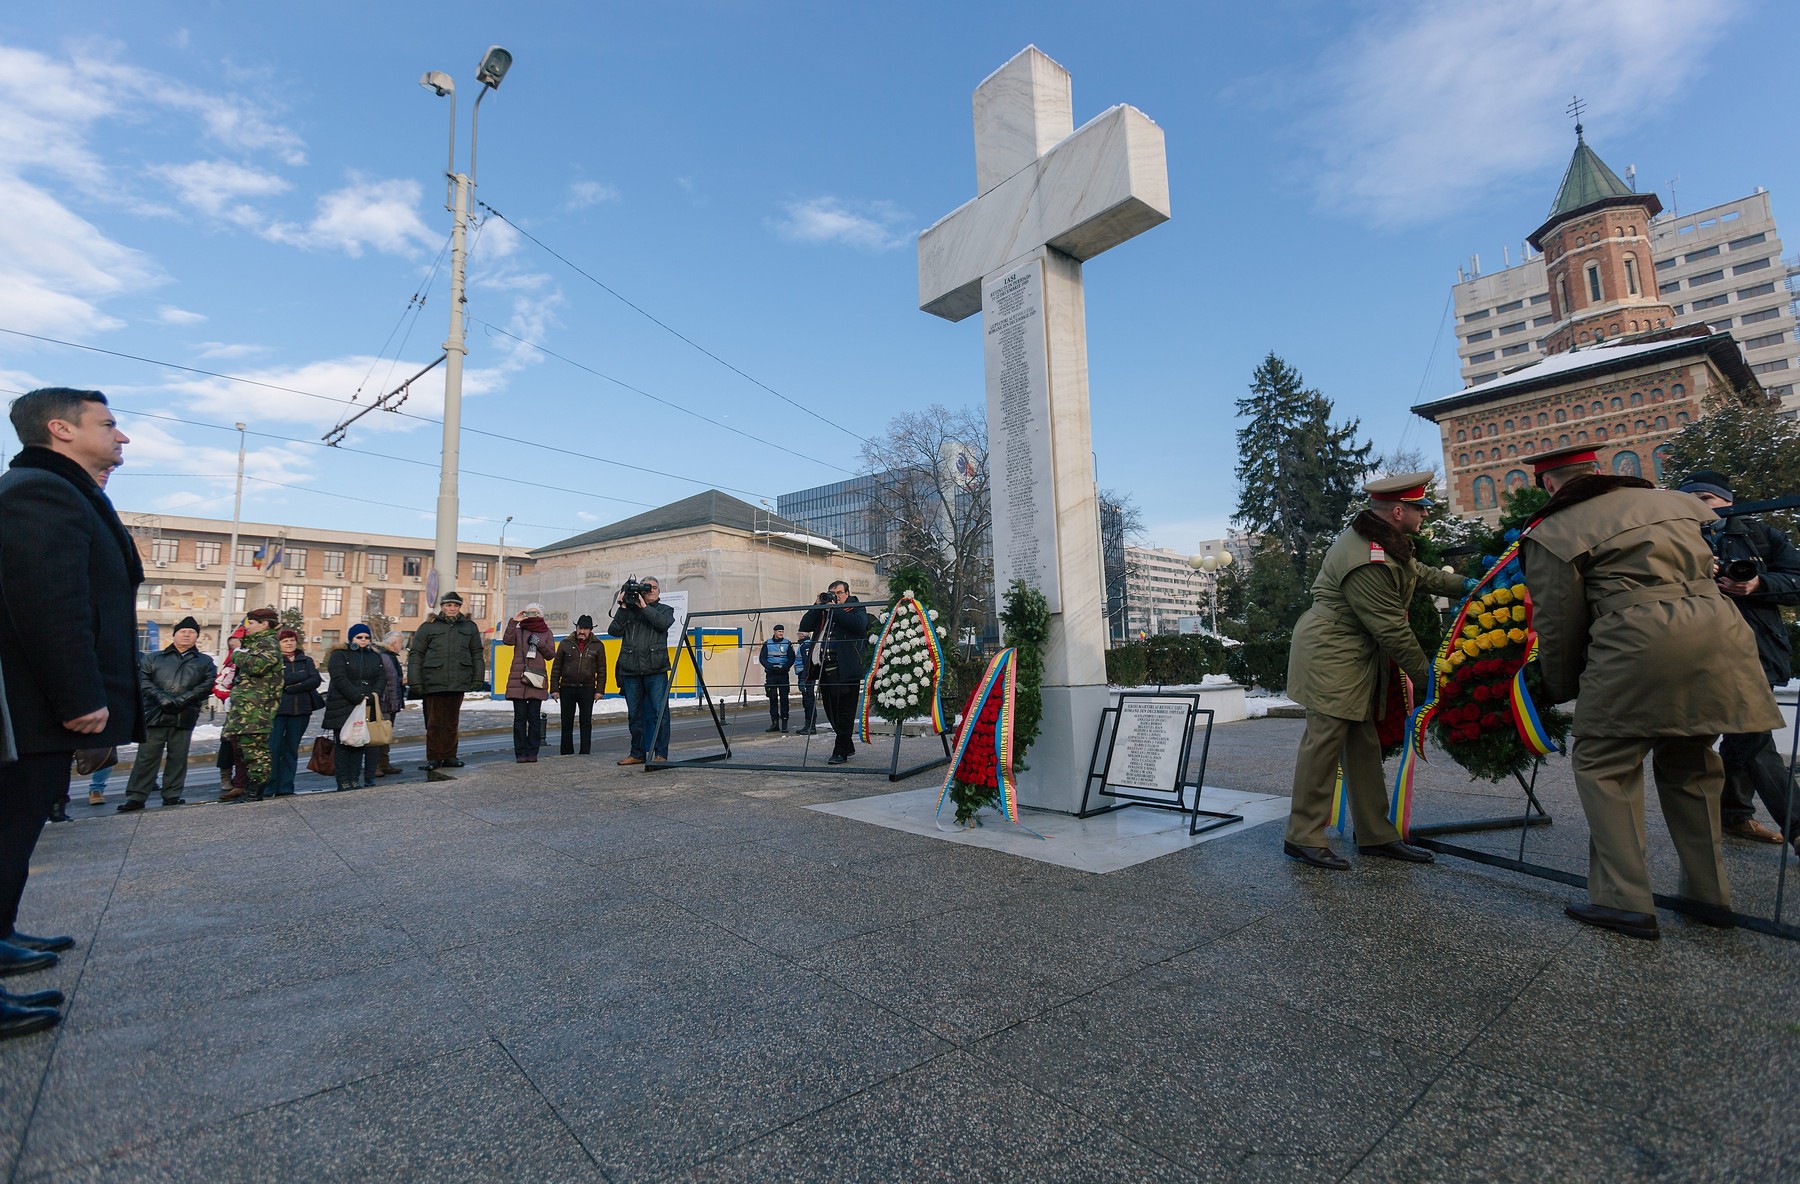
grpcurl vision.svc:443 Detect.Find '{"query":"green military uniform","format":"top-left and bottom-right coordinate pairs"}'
top-left (1286, 475), bottom-right (1467, 850)
top-left (1522, 470), bottom-right (1784, 917)
top-left (222, 627), bottom-right (282, 791)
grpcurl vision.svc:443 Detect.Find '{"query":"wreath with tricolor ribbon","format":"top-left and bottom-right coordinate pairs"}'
top-left (856, 591), bottom-right (951, 741)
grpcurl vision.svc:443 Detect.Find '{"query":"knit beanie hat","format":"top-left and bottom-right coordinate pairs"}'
top-left (277, 628), bottom-right (300, 642)
top-left (173, 616), bottom-right (201, 634)
top-left (1678, 470), bottom-right (1733, 502)
top-left (348, 623), bottom-right (372, 641)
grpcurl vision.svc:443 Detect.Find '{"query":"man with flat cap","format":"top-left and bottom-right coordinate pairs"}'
top-left (1284, 472), bottom-right (1471, 869)
top-left (1521, 446), bottom-right (1783, 939)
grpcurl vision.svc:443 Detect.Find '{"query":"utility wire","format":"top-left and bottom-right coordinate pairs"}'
top-left (353, 231), bottom-right (453, 404)
top-left (2, 328), bottom-right (781, 502)
top-left (478, 200), bottom-right (870, 444)
top-left (472, 318), bottom-right (852, 473)
top-left (113, 470), bottom-right (581, 533)
top-left (1399, 288), bottom-right (1456, 455)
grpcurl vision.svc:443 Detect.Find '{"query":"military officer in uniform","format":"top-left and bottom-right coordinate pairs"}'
top-left (1284, 473), bottom-right (1471, 869)
top-left (1520, 446), bottom-right (1783, 939)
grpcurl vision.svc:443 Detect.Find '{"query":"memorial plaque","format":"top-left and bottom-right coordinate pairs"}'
top-left (1104, 696), bottom-right (1191, 795)
top-left (982, 258), bottom-right (1063, 613)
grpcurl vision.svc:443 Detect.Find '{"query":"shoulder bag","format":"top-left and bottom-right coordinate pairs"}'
top-left (364, 695), bottom-right (394, 747)
top-left (307, 735), bottom-right (336, 776)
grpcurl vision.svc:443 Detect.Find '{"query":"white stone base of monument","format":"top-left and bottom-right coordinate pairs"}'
top-left (1014, 683), bottom-right (1112, 814)
top-left (1191, 682), bottom-right (1248, 725)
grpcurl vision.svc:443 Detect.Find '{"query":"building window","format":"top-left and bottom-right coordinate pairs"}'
top-left (1466, 329), bottom-right (1493, 344)
top-left (1499, 321), bottom-right (1526, 335)
top-left (1658, 280), bottom-right (1681, 295)
top-left (506, 563), bottom-right (523, 578)
top-left (1744, 332), bottom-right (1785, 351)
top-left (471, 560), bottom-right (490, 584)
top-left (1708, 319), bottom-right (1732, 332)
top-left (1751, 359), bottom-right (1791, 375)
top-left (366, 554), bottom-right (389, 578)
top-left (1530, 293), bottom-right (1549, 305)
top-left (1502, 343), bottom-right (1531, 357)
top-left (1728, 232), bottom-right (1767, 250)
top-left (1612, 451), bottom-right (1640, 477)
top-left (365, 589), bottom-right (386, 617)
top-left (148, 538), bottom-right (178, 564)
top-left (285, 548), bottom-right (307, 575)
top-left (402, 556), bottom-right (423, 578)
top-left (1624, 254), bottom-right (1640, 296)
top-left (1497, 299), bottom-right (1523, 313)
top-left (1738, 282), bottom-right (1775, 299)
top-left (233, 588), bottom-right (247, 615)
top-left (1732, 258), bottom-right (1771, 276)
top-left (319, 587), bottom-right (344, 618)
top-left (136, 585), bottom-right (162, 610)
top-left (319, 630), bottom-right (340, 650)
top-left (1533, 315), bottom-right (1555, 327)
top-left (279, 585), bottom-right (305, 612)
top-left (1472, 476), bottom-right (1497, 510)
top-left (1468, 351), bottom-right (1495, 364)
top-left (235, 544), bottom-right (259, 567)
top-left (195, 541), bottom-right (221, 566)
top-left (1463, 309), bottom-right (1490, 323)
top-left (470, 593), bottom-right (489, 619)
top-left (1685, 246), bottom-right (1720, 262)
top-left (1693, 294), bottom-right (1730, 311)
top-left (1585, 264), bottom-right (1602, 303)
top-left (1742, 307), bottom-right (1780, 325)
top-left (323, 550), bottom-right (346, 574)
top-left (1556, 275), bottom-right (1569, 316)
top-left (400, 590), bottom-right (420, 617)
top-left (1689, 269), bottom-right (1724, 286)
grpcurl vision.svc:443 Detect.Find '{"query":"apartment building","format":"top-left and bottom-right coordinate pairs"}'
top-left (1124, 545), bottom-right (1202, 638)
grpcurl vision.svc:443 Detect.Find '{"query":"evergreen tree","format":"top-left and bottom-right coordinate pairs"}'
top-left (1660, 391), bottom-right (1800, 532)
top-left (1233, 353), bottom-right (1374, 575)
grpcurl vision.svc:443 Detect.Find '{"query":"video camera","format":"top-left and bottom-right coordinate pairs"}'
top-left (620, 576), bottom-right (654, 608)
top-left (1723, 558), bottom-right (1760, 582)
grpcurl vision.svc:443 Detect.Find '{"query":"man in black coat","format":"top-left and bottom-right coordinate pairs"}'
top-left (120, 615), bottom-right (216, 810)
top-left (798, 581), bottom-right (869, 765)
top-left (0, 388), bottom-right (142, 1038)
top-left (1683, 470), bottom-right (1800, 853)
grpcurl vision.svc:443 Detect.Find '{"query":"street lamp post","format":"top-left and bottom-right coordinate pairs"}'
top-left (420, 46), bottom-right (513, 609)
top-left (219, 421), bottom-right (247, 653)
top-left (1188, 550), bottom-right (1234, 636)
top-left (495, 514), bottom-right (513, 628)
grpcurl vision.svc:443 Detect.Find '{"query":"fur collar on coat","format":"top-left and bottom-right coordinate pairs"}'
top-left (1350, 508), bottom-right (1414, 565)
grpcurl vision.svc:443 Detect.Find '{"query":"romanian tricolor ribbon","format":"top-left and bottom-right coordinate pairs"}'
top-left (1328, 765), bottom-right (1348, 834)
top-left (936, 647), bottom-right (1019, 824)
top-left (856, 594), bottom-right (950, 742)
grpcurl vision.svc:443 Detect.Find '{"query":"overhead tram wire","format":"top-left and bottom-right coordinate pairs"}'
top-left (476, 201), bottom-right (869, 445)
top-left (0, 328), bottom-right (783, 504)
top-left (471, 319), bottom-right (853, 474)
top-left (350, 231), bottom-right (454, 408)
top-left (1398, 288), bottom-right (1455, 456)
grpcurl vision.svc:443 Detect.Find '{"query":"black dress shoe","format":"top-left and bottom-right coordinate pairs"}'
top-left (827, 754), bottom-right (848, 765)
top-left (442, 759), bottom-right (465, 768)
top-left (1565, 902), bottom-right (1660, 941)
top-left (48, 802), bottom-right (69, 824)
top-left (2, 986), bottom-right (64, 1008)
top-left (1282, 841), bottom-right (1351, 870)
top-left (0, 1001), bottom-right (59, 1040)
top-left (6, 931), bottom-right (74, 953)
top-left (162, 798), bottom-right (187, 807)
top-left (116, 799), bottom-right (145, 813)
top-left (1358, 840), bottom-right (1435, 864)
top-left (417, 762), bottom-right (438, 771)
top-left (0, 942), bottom-right (57, 977)
top-left (765, 723), bottom-right (781, 733)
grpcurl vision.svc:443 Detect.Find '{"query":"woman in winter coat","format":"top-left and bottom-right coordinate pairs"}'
top-left (372, 631), bottom-right (408, 778)
top-left (324, 623), bottom-right (390, 791)
top-left (503, 603), bottom-right (555, 762)
top-left (268, 629), bottom-right (323, 797)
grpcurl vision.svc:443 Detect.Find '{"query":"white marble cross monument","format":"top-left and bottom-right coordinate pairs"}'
top-left (918, 46), bottom-right (1170, 813)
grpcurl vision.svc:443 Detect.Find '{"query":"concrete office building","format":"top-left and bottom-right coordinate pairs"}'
top-left (1123, 545), bottom-right (1203, 638)
top-left (1453, 189), bottom-right (1799, 415)
top-left (118, 512), bottom-right (533, 654)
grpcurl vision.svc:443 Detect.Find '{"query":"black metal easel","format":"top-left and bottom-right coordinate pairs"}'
top-left (1075, 693), bottom-right (1240, 836)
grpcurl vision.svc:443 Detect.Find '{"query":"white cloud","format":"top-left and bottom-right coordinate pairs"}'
top-left (0, 174), bottom-right (155, 335)
top-left (564, 180), bottom-right (620, 210)
top-left (153, 355), bottom-right (446, 433)
top-left (193, 341), bottom-right (267, 359)
top-left (155, 305), bottom-right (207, 325)
top-left (153, 159), bottom-right (290, 227)
top-left (265, 176), bottom-right (438, 257)
top-left (110, 411), bottom-right (317, 515)
top-left (771, 196), bottom-right (912, 251)
top-left (1305, 0), bottom-right (1737, 226)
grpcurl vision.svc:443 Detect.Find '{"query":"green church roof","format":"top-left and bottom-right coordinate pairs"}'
top-left (1545, 130), bottom-right (1635, 220)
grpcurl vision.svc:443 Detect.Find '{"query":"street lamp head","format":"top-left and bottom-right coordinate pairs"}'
top-left (419, 70), bottom-right (455, 97)
top-left (475, 46), bottom-right (513, 89)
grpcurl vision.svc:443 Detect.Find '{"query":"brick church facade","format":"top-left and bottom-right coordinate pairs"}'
top-left (1414, 127), bottom-right (1762, 519)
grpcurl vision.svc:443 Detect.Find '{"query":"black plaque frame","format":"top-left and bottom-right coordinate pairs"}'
top-left (1076, 692), bottom-right (1240, 836)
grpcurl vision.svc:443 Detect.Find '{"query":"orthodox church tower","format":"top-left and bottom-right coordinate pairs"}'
top-left (1528, 124), bottom-right (1675, 355)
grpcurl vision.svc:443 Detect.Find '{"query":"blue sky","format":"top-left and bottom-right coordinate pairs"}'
top-left (2, 0), bottom-right (1794, 555)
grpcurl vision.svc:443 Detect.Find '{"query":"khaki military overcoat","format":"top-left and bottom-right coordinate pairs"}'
top-left (1287, 518), bottom-right (1467, 721)
top-left (1521, 483), bottom-right (1784, 739)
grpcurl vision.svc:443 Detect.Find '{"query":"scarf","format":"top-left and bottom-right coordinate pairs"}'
top-left (8, 446), bottom-right (145, 586)
top-left (1526, 474), bottom-right (1654, 526)
top-left (1350, 508), bottom-right (1414, 565)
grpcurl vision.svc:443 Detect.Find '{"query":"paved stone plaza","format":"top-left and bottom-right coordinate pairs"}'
top-left (3, 716), bottom-right (1796, 1182)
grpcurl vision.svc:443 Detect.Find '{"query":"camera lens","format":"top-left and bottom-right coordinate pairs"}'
top-left (1725, 559), bottom-right (1758, 581)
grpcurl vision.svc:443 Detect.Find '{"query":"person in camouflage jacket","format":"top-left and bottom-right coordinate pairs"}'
top-left (221, 608), bottom-right (282, 800)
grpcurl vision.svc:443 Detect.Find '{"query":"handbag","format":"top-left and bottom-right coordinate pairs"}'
top-left (307, 736), bottom-right (336, 776)
top-left (74, 747), bottom-right (118, 776)
top-left (342, 714), bottom-right (371, 747)
top-left (522, 670), bottom-right (547, 689)
top-left (364, 696), bottom-right (394, 747)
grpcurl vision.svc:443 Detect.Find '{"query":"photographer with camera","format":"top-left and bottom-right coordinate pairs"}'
top-left (608, 577), bottom-right (675, 766)
top-left (1683, 470), bottom-right (1800, 854)
top-left (798, 580), bottom-right (870, 765)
